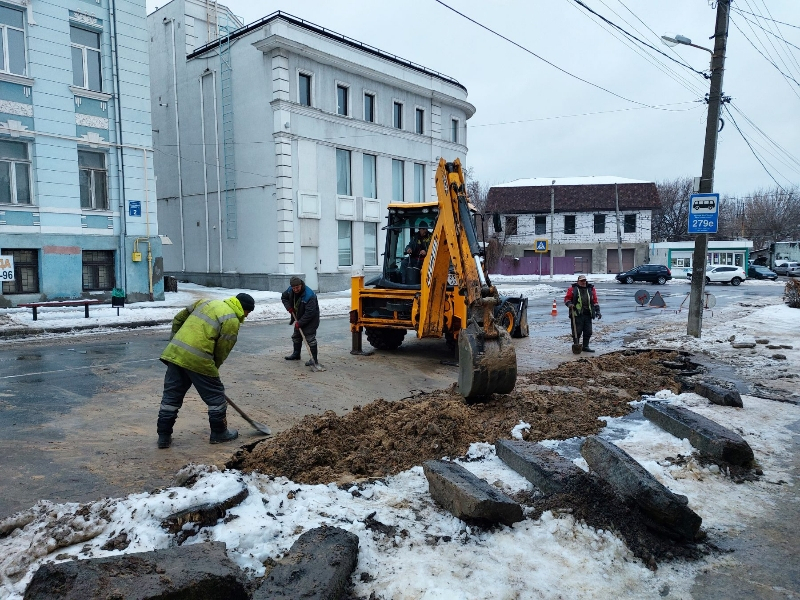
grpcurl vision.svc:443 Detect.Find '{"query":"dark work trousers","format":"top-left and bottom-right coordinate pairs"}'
top-left (291, 324), bottom-right (317, 348)
top-left (157, 362), bottom-right (228, 434)
top-left (573, 311), bottom-right (593, 348)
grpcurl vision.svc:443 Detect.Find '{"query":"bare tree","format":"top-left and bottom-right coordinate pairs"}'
top-left (652, 177), bottom-right (694, 242)
top-left (740, 187), bottom-right (800, 248)
top-left (462, 166), bottom-right (489, 213)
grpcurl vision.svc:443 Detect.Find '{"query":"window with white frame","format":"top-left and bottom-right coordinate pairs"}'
top-left (337, 220), bottom-right (352, 267)
top-left (298, 72), bottom-right (312, 106)
top-left (0, 6), bottom-right (26, 76)
top-left (0, 139), bottom-right (31, 205)
top-left (336, 148), bottom-right (351, 196)
top-left (392, 159), bottom-right (404, 202)
top-left (393, 101), bottom-right (403, 129)
top-left (413, 163), bottom-right (424, 203)
top-left (364, 92), bottom-right (375, 122)
top-left (71, 26), bottom-right (102, 91)
top-left (363, 153), bottom-right (376, 199)
top-left (451, 118), bottom-right (459, 143)
top-left (415, 108), bottom-right (424, 134)
top-left (364, 222), bottom-right (378, 266)
top-left (336, 84), bottom-right (348, 116)
top-left (79, 150), bottom-right (108, 210)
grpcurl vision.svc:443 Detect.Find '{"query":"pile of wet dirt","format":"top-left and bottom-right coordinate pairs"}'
top-left (229, 350), bottom-right (682, 484)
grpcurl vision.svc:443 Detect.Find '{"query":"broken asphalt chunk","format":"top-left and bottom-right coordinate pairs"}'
top-left (495, 440), bottom-right (589, 495)
top-left (693, 381), bottom-right (744, 408)
top-left (423, 460), bottom-right (524, 526)
top-left (161, 484), bottom-right (248, 543)
top-left (580, 436), bottom-right (702, 541)
top-left (643, 401), bottom-right (755, 466)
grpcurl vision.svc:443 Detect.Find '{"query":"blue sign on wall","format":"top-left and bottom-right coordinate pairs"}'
top-left (129, 201), bottom-right (141, 217)
top-left (688, 193), bottom-right (719, 234)
top-left (535, 239), bottom-right (548, 253)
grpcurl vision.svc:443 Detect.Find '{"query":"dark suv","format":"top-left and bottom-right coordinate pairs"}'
top-left (615, 264), bottom-right (672, 285)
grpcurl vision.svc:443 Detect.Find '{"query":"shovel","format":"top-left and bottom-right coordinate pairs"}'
top-left (224, 394), bottom-right (272, 435)
top-left (568, 307), bottom-right (583, 355)
top-left (298, 327), bottom-right (326, 372)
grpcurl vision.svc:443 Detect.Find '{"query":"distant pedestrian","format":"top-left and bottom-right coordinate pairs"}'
top-left (564, 275), bottom-right (601, 352)
top-left (156, 293), bottom-right (255, 449)
top-left (282, 276), bottom-right (321, 366)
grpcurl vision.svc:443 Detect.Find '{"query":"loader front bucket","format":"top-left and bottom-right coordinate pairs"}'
top-left (457, 321), bottom-right (517, 400)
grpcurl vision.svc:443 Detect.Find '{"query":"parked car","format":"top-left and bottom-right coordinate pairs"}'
top-left (748, 265), bottom-right (778, 280)
top-left (774, 262), bottom-right (800, 277)
top-left (687, 265), bottom-right (747, 286)
top-left (615, 264), bottom-right (672, 285)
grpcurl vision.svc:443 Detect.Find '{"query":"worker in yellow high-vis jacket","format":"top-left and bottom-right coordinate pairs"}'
top-left (156, 293), bottom-right (255, 449)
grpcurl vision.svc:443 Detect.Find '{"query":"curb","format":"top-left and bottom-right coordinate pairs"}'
top-left (0, 319), bottom-right (173, 340)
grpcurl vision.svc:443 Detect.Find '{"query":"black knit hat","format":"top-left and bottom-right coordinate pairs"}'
top-left (236, 293), bottom-right (255, 312)
top-left (290, 276), bottom-right (304, 287)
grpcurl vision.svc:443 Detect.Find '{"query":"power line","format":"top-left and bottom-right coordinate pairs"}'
top-left (728, 102), bottom-right (800, 170)
top-left (732, 9), bottom-right (800, 52)
top-left (737, 0), bottom-right (800, 88)
top-left (730, 6), bottom-right (800, 30)
top-left (723, 105), bottom-right (790, 190)
top-left (751, 0), bottom-right (800, 81)
top-left (431, 0), bottom-right (686, 110)
top-left (730, 17), bottom-right (800, 98)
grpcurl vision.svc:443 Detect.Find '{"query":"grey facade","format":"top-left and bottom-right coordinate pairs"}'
top-left (148, 2), bottom-right (475, 292)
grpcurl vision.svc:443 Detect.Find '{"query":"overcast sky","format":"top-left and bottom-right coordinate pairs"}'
top-left (146, 0), bottom-right (800, 197)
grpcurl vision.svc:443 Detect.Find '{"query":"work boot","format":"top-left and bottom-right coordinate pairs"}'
top-left (284, 341), bottom-right (302, 360)
top-left (305, 344), bottom-right (319, 366)
top-left (582, 346), bottom-right (595, 353)
top-left (210, 428), bottom-right (238, 444)
top-left (157, 433), bottom-right (172, 449)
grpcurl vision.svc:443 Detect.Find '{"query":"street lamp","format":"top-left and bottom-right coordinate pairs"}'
top-left (660, 34), bottom-right (713, 54)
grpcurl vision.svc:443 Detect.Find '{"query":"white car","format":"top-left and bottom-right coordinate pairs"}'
top-left (686, 265), bottom-right (747, 286)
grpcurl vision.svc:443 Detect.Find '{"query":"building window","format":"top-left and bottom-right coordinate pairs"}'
top-left (0, 6), bottom-right (26, 76)
top-left (79, 150), bottom-right (108, 210)
top-left (505, 216), bottom-right (518, 236)
top-left (415, 108), bottom-right (424, 134)
top-left (392, 159), bottom-right (404, 202)
top-left (336, 148), bottom-right (351, 196)
top-left (363, 153), bottom-right (376, 199)
top-left (70, 26), bottom-right (102, 91)
top-left (0, 140), bottom-right (31, 205)
top-left (365, 222), bottom-right (378, 266)
top-left (1, 248), bottom-right (38, 294)
top-left (451, 118), bottom-right (459, 143)
top-left (298, 72), bottom-right (311, 106)
top-left (624, 213), bottom-right (637, 233)
top-left (594, 214), bottom-right (605, 234)
top-left (337, 220), bottom-right (352, 267)
top-left (564, 215), bottom-right (576, 235)
top-left (413, 163), bottom-right (424, 203)
top-left (364, 93), bottom-right (375, 122)
top-left (393, 101), bottom-right (403, 129)
top-left (82, 250), bottom-right (114, 291)
top-left (336, 84), bottom-right (348, 116)
top-left (534, 215), bottom-right (546, 235)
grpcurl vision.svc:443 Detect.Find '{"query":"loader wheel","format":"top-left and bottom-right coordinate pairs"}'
top-left (365, 327), bottom-right (406, 350)
top-left (497, 301), bottom-right (516, 336)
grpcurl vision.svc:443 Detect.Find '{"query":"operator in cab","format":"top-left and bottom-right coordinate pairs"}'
top-left (405, 221), bottom-right (433, 269)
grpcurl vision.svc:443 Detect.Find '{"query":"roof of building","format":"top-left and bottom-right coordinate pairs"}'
top-left (486, 177), bottom-right (660, 214)
top-left (187, 11), bottom-right (466, 93)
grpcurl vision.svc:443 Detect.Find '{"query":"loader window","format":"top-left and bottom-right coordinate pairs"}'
top-left (383, 210), bottom-right (438, 285)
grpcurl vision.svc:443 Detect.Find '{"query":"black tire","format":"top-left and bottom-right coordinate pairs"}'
top-left (365, 327), bottom-right (406, 350)
top-left (705, 276), bottom-right (711, 285)
top-left (656, 276), bottom-right (667, 285)
top-left (731, 277), bottom-right (742, 286)
top-left (625, 276), bottom-right (634, 284)
top-left (496, 301), bottom-right (516, 336)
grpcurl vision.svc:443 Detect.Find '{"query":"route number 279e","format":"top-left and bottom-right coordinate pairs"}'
top-left (692, 218), bottom-right (715, 228)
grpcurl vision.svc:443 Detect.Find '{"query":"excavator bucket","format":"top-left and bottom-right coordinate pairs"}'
top-left (457, 321), bottom-right (517, 400)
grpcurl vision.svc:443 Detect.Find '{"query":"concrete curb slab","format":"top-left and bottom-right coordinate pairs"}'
top-left (495, 440), bottom-right (589, 495)
top-left (694, 381), bottom-right (744, 408)
top-left (0, 319), bottom-right (172, 340)
top-left (253, 526), bottom-right (359, 600)
top-left (423, 460), bottom-right (524, 526)
top-left (580, 436), bottom-right (703, 541)
top-left (643, 401), bottom-right (755, 466)
top-left (23, 541), bottom-right (248, 600)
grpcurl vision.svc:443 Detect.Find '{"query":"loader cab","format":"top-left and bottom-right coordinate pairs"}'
top-left (380, 202), bottom-right (439, 289)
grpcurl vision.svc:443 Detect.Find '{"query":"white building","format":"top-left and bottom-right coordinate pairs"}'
top-left (148, 2), bottom-right (475, 292)
top-left (650, 240), bottom-right (753, 279)
top-left (486, 177), bottom-right (660, 273)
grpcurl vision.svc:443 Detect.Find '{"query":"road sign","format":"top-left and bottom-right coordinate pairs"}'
top-left (534, 239), bottom-right (548, 253)
top-left (634, 289), bottom-right (650, 306)
top-left (129, 201), bottom-right (141, 217)
top-left (688, 193), bottom-right (719, 234)
top-left (0, 255), bottom-right (14, 282)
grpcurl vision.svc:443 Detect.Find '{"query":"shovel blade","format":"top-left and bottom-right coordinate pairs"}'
top-left (572, 344), bottom-right (583, 355)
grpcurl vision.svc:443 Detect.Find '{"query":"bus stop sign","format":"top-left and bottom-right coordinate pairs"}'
top-left (688, 193), bottom-right (719, 234)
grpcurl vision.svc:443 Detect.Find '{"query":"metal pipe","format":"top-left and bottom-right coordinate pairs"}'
top-left (109, 0), bottom-right (127, 293)
top-left (211, 69), bottom-right (223, 270)
top-left (142, 148), bottom-right (154, 300)
top-left (168, 17), bottom-right (186, 272)
top-left (199, 73), bottom-right (211, 272)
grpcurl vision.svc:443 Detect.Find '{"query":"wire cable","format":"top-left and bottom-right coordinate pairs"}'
top-left (730, 6), bottom-right (800, 30)
top-left (723, 105), bottom-right (791, 190)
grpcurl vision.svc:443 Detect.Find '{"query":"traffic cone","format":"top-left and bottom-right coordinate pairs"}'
top-left (551, 299), bottom-right (558, 317)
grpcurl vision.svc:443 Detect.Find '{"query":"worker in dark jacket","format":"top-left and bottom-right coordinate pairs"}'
top-left (282, 276), bottom-right (321, 366)
top-left (156, 293), bottom-right (255, 449)
top-left (564, 275), bottom-right (601, 352)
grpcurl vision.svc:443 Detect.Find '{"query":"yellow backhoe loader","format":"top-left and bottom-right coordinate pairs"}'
top-left (349, 158), bottom-right (527, 400)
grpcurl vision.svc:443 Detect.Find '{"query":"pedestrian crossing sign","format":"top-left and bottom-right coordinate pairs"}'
top-left (535, 239), bottom-right (548, 253)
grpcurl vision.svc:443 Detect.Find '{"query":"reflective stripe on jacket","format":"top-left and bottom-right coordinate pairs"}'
top-left (160, 297), bottom-right (245, 377)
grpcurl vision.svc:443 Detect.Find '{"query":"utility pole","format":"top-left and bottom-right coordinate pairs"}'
top-left (615, 183), bottom-right (623, 272)
top-left (687, 0), bottom-right (730, 338)
top-left (550, 184), bottom-right (555, 279)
